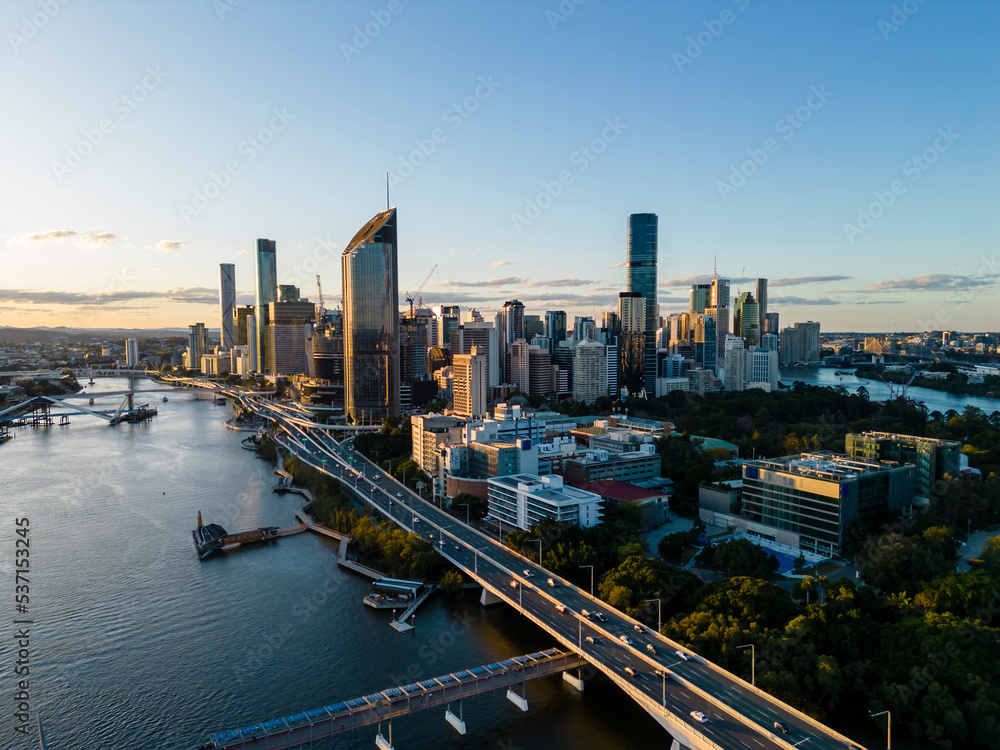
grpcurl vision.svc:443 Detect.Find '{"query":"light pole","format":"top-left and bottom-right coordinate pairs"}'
top-left (643, 598), bottom-right (661, 633)
top-left (737, 644), bottom-right (755, 687)
top-left (871, 710), bottom-right (891, 750)
top-left (528, 538), bottom-right (543, 566)
top-left (580, 564), bottom-right (594, 597)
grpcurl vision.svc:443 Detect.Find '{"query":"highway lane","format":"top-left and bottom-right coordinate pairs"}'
top-left (250, 400), bottom-right (864, 750)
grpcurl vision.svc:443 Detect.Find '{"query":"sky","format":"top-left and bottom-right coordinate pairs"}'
top-left (1, 0), bottom-right (997, 334)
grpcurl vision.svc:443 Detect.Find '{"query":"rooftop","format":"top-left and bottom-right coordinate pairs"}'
top-left (574, 479), bottom-right (668, 503)
top-left (749, 451), bottom-right (905, 481)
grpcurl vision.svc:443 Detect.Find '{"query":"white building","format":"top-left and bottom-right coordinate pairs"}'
top-left (746, 346), bottom-right (779, 391)
top-left (573, 338), bottom-right (606, 404)
top-left (453, 347), bottom-right (489, 419)
top-left (487, 474), bottom-right (603, 531)
top-left (723, 335), bottom-right (745, 392)
top-left (125, 338), bottom-right (138, 367)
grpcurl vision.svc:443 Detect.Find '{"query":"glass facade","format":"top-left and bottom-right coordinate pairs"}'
top-left (342, 208), bottom-right (400, 421)
top-left (219, 263), bottom-right (236, 350)
top-left (255, 239), bottom-right (277, 372)
top-left (626, 213), bottom-right (658, 332)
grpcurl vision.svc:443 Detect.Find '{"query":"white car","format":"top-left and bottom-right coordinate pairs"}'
top-left (676, 650), bottom-right (691, 661)
top-left (690, 711), bottom-right (708, 724)
top-left (620, 635), bottom-right (633, 646)
top-left (522, 569), bottom-right (532, 577)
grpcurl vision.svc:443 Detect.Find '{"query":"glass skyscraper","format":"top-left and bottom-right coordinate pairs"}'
top-left (626, 213), bottom-right (658, 332)
top-left (254, 239), bottom-right (277, 372)
top-left (219, 263), bottom-right (236, 351)
top-left (342, 207), bottom-right (400, 421)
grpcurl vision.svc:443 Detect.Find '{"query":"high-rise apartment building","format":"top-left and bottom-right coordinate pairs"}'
top-left (733, 291), bottom-right (760, 347)
top-left (187, 323), bottom-right (208, 370)
top-left (524, 314), bottom-right (544, 343)
top-left (254, 239), bottom-right (277, 372)
top-left (219, 263), bottom-right (236, 350)
top-left (234, 305), bottom-right (255, 348)
top-left (689, 283), bottom-right (711, 314)
top-left (266, 296), bottom-right (315, 375)
top-left (125, 338), bottom-right (138, 367)
top-left (453, 347), bottom-right (488, 419)
top-left (692, 313), bottom-right (717, 372)
top-left (746, 346), bottom-right (779, 391)
top-left (342, 207), bottom-right (400, 421)
top-left (723, 334), bottom-right (745, 392)
top-left (764, 312), bottom-right (780, 336)
top-left (433, 305), bottom-right (461, 349)
top-left (451, 322), bottom-right (499, 387)
top-left (499, 299), bottom-right (525, 383)
top-left (780, 321), bottom-right (821, 364)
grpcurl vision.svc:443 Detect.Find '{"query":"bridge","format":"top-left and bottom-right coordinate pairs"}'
top-left (196, 648), bottom-right (586, 750)
top-left (218, 395), bottom-right (867, 750)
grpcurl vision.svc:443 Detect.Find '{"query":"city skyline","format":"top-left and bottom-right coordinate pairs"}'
top-left (2, 2), bottom-right (997, 332)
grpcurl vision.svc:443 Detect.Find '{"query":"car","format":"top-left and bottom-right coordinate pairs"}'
top-left (389, 500), bottom-right (394, 506)
top-left (634, 624), bottom-right (644, 633)
top-left (594, 612), bottom-right (607, 623)
top-left (585, 636), bottom-right (595, 645)
top-left (647, 644), bottom-right (657, 655)
top-left (510, 580), bottom-right (518, 588)
top-left (676, 650), bottom-right (690, 661)
top-left (522, 569), bottom-right (532, 577)
top-left (620, 635), bottom-right (633, 646)
top-left (774, 721), bottom-right (790, 734)
top-left (397, 492), bottom-right (402, 497)
top-left (624, 666), bottom-right (637, 677)
top-left (453, 545), bottom-right (461, 551)
top-left (556, 604), bottom-right (567, 613)
top-left (690, 711), bottom-right (708, 724)
top-left (547, 577), bottom-right (557, 587)
top-left (654, 669), bottom-right (670, 679)
top-left (439, 539), bottom-right (445, 547)
top-left (413, 517), bottom-right (420, 524)
top-left (581, 609), bottom-right (592, 619)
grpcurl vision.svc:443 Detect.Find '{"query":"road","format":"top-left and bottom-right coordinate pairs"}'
top-left (247, 397), bottom-right (865, 750)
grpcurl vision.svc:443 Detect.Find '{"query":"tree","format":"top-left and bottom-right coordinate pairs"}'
top-left (439, 569), bottom-right (465, 598)
top-left (699, 538), bottom-right (779, 580)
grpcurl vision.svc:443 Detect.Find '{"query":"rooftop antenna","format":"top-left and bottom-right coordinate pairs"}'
top-left (386, 171), bottom-right (389, 211)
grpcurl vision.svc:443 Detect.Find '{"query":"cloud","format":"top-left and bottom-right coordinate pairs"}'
top-left (862, 274), bottom-right (996, 292)
top-left (155, 239), bottom-right (188, 252)
top-left (860, 300), bottom-right (905, 305)
top-left (488, 260), bottom-right (511, 268)
top-left (770, 275), bottom-right (852, 287)
top-left (17, 230), bottom-right (79, 242)
top-left (523, 278), bottom-right (595, 288)
top-left (162, 286), bottom-right (220, 304)
top-left (437, 277), bottom-right (524, 288)
top-left (0, 286), bottom-right (220, 306)
top-left (608, 261), bottom-right (626, 269)
top-left (77, 231), bottom-right (117, 247)
top-left (770, 296), bottom-right (840, 306)
top-left (659, 274), bottom-right (756, 288)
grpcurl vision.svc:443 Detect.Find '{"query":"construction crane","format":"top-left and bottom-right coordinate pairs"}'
top-left (405, 264), bottom-right (438, 316)
top-left (316, 274), bottom-right (325, 322)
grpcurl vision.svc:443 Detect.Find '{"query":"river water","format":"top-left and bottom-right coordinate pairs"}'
top-left (779, 367), bottom-right (1000, 416)
top-left (0, 378), bottom-right (664, 750)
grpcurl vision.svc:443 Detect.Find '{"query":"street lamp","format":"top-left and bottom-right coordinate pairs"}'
top-left (580, 564), bottom-right (594, 597)
top-left (643, 598), bottom-right (662, 633)
top-left (528, 538), bottom-right (543, 566)
top-left (737, 644), bottom-right (755, 687)
top-left (871, 710), bottom-right (891, 750)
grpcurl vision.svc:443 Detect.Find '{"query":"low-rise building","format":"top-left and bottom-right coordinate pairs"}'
top-left (561, 446), bottom-right (660, 485)
top-left (574, 478), bottom-right (669, 531)
top-left (411, 414), bottom-right (465, 475)
top-left (845, 431), bottom-right (961, 501)
top-left (487, 474), bottom-right (603, 531)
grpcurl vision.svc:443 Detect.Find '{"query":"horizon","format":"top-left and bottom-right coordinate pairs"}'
top-left (2, 1), bottom-right (997, 332)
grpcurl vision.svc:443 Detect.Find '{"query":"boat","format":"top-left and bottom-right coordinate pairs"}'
top-left (213, 396), bottom-right (227, 405)
top-left (89, 398), bottom-right (94, 405)
top-left (162, 396), bottom-right (169, 403)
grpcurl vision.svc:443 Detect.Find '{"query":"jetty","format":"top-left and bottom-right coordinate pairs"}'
top-left (191, 512), bottom-right (303, 560)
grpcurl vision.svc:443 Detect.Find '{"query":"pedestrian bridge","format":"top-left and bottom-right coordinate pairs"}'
top-left (194, 649), bottom-right (585, 749)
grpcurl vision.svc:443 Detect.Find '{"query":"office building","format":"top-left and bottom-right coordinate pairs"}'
top-left (687, 368), bottom-right (715, 396)
top-left (487, 474), bottom-right (603, 531)
top-left (544, 311), bottom-right (567, 355)
top-left (708, 276), bottom-right (731, 373)
top-left (763, 312), bottom-right (780, 336)
top-left (411, 414), bottom-right (465, 474)
top-left (562, 446), bottom-right (661, 484)
top-left (618, 291), bottom-right (646, 396)
top-left (235, 305), bottom-right (255, 347)
top-left (692, 313), bottom-right (717, 371)
top-left (254, 238), bottom-right (277, 372)
top-left (453, 347), bottom-right (489, 419)
top-left (755, 278), bottom-right (768, 341)
top-left (400, 312), bottom-right (431, 388)
top-left (746, 346), bottom-right (779, 391)
top-left (219, 263), bottom-right (236, 350)
top-left (780, 321), bottom-right (822, 364)
top-left (738, 452), bottom-right (915, 556)
top-left (845, 432), bottom-right (961, 501)
top-left (451, 322), bottom-right (499, 387)
top-left (733, 291), bottom-right (760, 347)
top-left (760, 333), bottom-right (779, 352)
top-left (689, 283), bottom-right (711, 314)
top-left (524, 314), bottom-right (544, 343)
top-left (433, 305), bottom-right (461, 349)
top-left (342, 207), bottom-right (400, 421)
top-left (626, 213), bottom-right (658, 332)
top-left (246, 314), bottom-right (257, 371)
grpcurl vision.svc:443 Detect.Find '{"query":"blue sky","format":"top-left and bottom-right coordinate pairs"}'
top-left (1, 0), bottom-right (997, 332)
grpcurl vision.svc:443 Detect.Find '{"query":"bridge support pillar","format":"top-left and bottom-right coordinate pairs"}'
top-left (562, 671), bottom-right (585, 692)
top-left (445, 708), bottom-right (467, 735)
top-left (669, 740), bottom-right (692, 750)
top-left (506, 688), bottom-right (528, 712)
top-left (375, 733), bottom-right (394, 750)
top-left (479, 587), bottom-right (503, 607)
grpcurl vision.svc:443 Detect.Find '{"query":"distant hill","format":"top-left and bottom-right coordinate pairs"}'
top-left (0, 326), bottom-right (214, 344)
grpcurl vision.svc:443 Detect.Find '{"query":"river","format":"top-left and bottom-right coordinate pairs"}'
top-left (779, 367), bottom-right (1000, 416)
top-left (0, 378), bottom-right (666, 750)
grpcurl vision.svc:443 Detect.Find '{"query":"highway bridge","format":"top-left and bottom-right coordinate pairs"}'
top-left (233, 396), bottom-right (866, 750)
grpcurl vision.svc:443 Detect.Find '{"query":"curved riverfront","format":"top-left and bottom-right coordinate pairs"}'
top-left (1, 378), bottom-right (665, 750)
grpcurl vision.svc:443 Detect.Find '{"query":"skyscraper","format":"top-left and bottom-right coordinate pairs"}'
top-left (733, 291), bottom-right (760, 347)
top-left (618, 291), bottom-right (645, 395)
top-left (573, 338), bottom-right (606, 405)
top-left (755, 278), bottom-right (768, 340)
top-left (499, 299), bottom-right (525, 383)
top-left (724, 335), bottom-right (746, 392)
top-left (453, 347), bottom-right (488, 419)
top-left (626, 213), bottom-right (658, 332)
top-left (219, 263), bottom-right (236, 351)
top-left (254, 239), bottom-right (277, 372)
top-left (544, 310), bottom-right (567, 355)
top-left (342, 207), bottom-right (400, 421)
top-left (708, 276), bottom-right (731, 374)
top-left (689, 283), bottom-right (711, 314)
